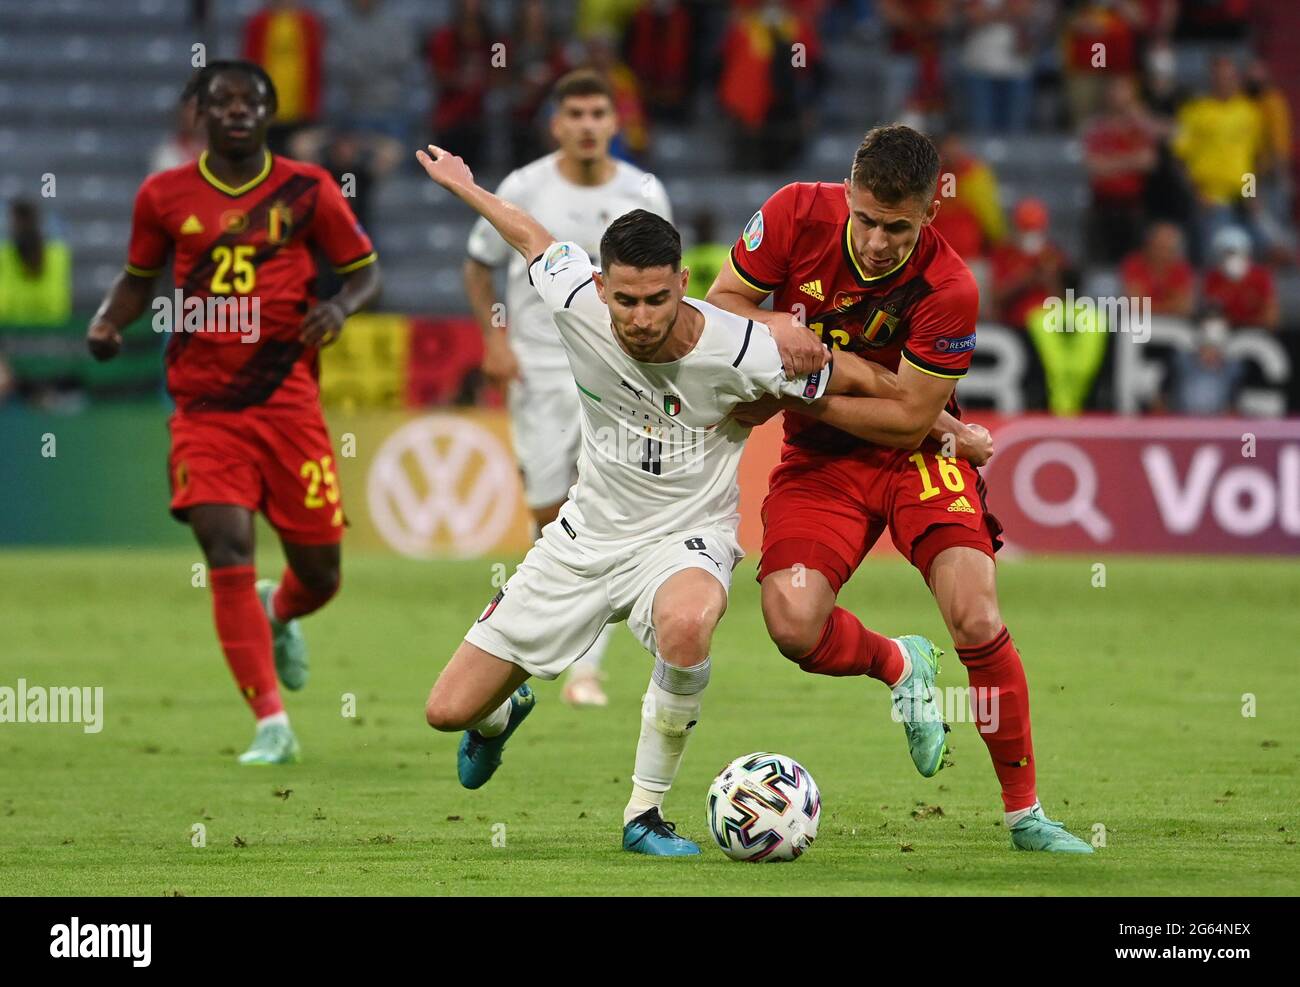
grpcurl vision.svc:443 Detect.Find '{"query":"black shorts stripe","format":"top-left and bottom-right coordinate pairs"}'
top-left (731, 319), bottom-right (755, 367)
top-left (564, 276), bottom-right (593, 308)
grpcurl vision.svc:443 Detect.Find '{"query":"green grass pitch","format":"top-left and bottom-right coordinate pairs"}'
top-left (2, 549), bottom-right (1296, 895)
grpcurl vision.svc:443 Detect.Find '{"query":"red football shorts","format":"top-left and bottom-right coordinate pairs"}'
top-left (758, 445), bottom-right (1004, 592)
top-left (168, 406), bottom-right (345, 545)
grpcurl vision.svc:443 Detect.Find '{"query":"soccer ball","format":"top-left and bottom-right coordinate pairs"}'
top-left (706, 752), bottom-right (821, 862)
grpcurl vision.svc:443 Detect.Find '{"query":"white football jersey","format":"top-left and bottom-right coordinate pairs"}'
top-left (527, 241), bottom-right (832, 566)
top-left (466, 153), bottom-right (672, 374)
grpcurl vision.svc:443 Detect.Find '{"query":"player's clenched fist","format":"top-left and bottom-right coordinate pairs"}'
top-left (416, 144), bottom-right (475, 191)
top-left (86, 318), bottom-right (122, 362)
top-left (762, 311), bottom-right (828, 380)
top-left (957, 423), bottom-right (995, 467)
top-left (299, 299), bottom-right (346, 347)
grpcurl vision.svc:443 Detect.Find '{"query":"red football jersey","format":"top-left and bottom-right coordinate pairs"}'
top-left (728, 182), bottom-right (979, 454)
top-left (127, 151), bottom-right (376, 412)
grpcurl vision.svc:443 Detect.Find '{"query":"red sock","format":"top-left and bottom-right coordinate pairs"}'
top-left (211, 565), bottom-right (282, 719)
top-left (794, 607), bottom-right (904, 684)
top-left (956, 626), bottom-right (1037, 812)
top-left (271, 566), bottom-right (338, 622)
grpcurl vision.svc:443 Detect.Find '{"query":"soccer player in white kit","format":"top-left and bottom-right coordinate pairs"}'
top-left (416, 141), bottom-right (968, 855)
top-left (463, 70), bottom-right (672, 708)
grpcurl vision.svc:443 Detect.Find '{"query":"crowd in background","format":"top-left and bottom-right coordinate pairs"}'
top-left (1, 0), bottom-right (1296, 417)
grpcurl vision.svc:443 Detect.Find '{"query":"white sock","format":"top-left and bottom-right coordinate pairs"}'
top-left (1005, 801), bottom-right (1040, 827)
top-left (258, 711), bottom-right (289, 728)
top-left (624, 783), bottom-right (665, 823)
top-left (568, 624), bottom-right (613, 679)
top-left (624, 657), bottom-right (710, 825)
top-left (888, 640), bottom-right (912, 690)
top-left (470, 698), bottom-right (511, 738)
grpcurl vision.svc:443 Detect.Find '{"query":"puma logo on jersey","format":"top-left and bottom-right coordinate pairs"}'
top-left (799, 279), bottom-right (825, 301)
top-left (947, 496), bottom-right (976, 514)
top-left (180, 214), bottom-right (205, 235)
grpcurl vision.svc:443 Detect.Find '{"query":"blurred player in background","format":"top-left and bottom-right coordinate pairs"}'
top-left (417, 141), bottom-right (975, 854)
top-left (709, 124), bottom-right (1092, 853)
top-left (86, 62), bottom-right (381, 765)
top-left (463, 69), bottom-right (672, 708)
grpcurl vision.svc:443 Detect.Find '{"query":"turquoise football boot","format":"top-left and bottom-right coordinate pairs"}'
top-left (457, 685), bottom-right (535, 789)
top-left (237, 721), bottom-right (301, 765)
top-left (257, 579), bottom-right (309, 691)
top-left (1009, 805), bottom-right (1095, 853)
top-left (890, 635), bottom-right (949, 777)
top-left (622, 808), bottom-right (701, 856)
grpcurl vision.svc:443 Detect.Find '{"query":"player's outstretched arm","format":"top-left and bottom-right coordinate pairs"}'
top-left (415, 145), bottom-right (554, 263)
top-left (86, 271), bottom-right (156, 362)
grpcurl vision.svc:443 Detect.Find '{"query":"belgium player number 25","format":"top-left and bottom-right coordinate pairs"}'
top-left (300, 456), bottom-right (340, 509)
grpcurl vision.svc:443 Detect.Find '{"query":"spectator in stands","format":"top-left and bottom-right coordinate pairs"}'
top-left (1083, 77), bottom-right (1157, 263)
top-left (428, 0), bottom-right (497, 168)
top-left (1202, 225), bottom-right (1280, 331)
top-left (149, 93), bottom-right (205, 175)
top-left (0, 200), bottom-right (71, 327)
top-left (957, 0), bottom-right (1036, 133)
top-left (718, 0), bottom-right (825, 172)
top-left (624, 0), bottom-right (695, 123)
top-left (1168, 307), bottom-right (1245, 415)
top-left (506, 0), bottom-right (569, 167)
top-left (580, 30), bottom-right (650, 164)
top-left (1138, 39), bottom-right (1197, 240)
top-left (1120, 221), bottom-right (1196, 318)
top-left (576, 0), bottom-right (643, 39)
top-left (330, 0), bottom-right (416, 144)
top-left (1243, 57), bottom-right (1296, 264)
top-left (1061, 0), bottom-right (1141, 126)
top-left (682, 210), bottom-right (731, 300)
top-left (932, 132), bottom-right (1005, 313)
top-left (1178, 0), bottom-right (1253, 41)
top-left (991, 198), bottom-right (1069, 331)
top-left (1173, 56), bottom-right (1263, 260)
top-left (876, 0), bottom-right (952, 124)
top-left (289, 129), bottom-right (401, 237)
top-left (933, 132), bottom-right (1006, 260)
top-left (242, 0), bottom-right (323, 153)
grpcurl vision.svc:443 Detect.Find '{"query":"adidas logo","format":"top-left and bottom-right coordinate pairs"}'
top-left (947, 496), bottom-right (976, 514)
top-left (799, 279), bottom-right (824, 301)
top-left (180, 214), bottom-right (204, 235)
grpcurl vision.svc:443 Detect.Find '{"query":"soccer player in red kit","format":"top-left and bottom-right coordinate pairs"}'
top-left (708, 125), bottom-right (1092, 852)
top-left (86, 62), bottom-right (381, 765)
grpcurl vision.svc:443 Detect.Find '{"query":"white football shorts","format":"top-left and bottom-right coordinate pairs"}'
top-left (463, 524), bottom-right (744, 679)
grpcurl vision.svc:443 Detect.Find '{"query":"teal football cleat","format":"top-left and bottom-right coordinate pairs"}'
top-left (237, 721), bottom-right (301, 765)
top-left (890, 635), bottom-right (950, 778)
top-left (457, 685), bottom-right (535, 789)
top-left (1009, 805), bottom-right (1095, 853)
top-left (622, 808), bottom-right (701, 857)
top-left (257, 579), bottom-right (309, 691)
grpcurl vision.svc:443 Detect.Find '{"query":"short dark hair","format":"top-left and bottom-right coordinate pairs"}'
top-left (183, 60), bottom-right (279, 114)
top-left (553, 68), bottom-right (615, 106)
top-left (851, 124), bottom-right (940, 206)
top-left (600, 210), bottom-right (681, 272)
